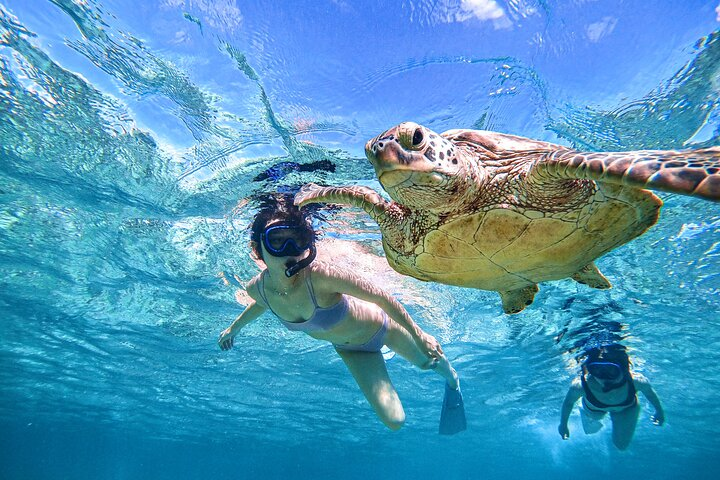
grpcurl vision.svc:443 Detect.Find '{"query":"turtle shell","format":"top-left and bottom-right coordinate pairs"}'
top-left (383, 184), bottom-right (661, 291)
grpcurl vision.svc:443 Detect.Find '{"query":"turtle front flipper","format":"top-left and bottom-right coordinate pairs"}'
top-left (498, 284), bottom-right (539, 314)
top-left (533, 147), bottom-right (720, 201)
top-left (295, 183), bottom-right (398, 226)
top-left (571, 263), bottom-right (611, 289)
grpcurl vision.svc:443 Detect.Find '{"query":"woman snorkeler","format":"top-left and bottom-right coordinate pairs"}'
top-left (558, 345), bottom-right (664, 450)
top-left (218, 194), bottom-right (465, 433)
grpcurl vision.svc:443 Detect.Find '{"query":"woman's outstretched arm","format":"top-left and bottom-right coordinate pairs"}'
top-left (218, 301), bottom-right (267, 350)
top-left (218, 278), bottom-right (268, 350)
top-left (313, 262), bottom-right (442, 358)
top-left (634, 373), bottom-right (665, 426)
top-left (558, 378), bottom-right (583, 439)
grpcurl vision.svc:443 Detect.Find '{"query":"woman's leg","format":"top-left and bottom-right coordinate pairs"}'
top-left (383, 321), bottom-right (459, 389)
top-left (334, 347), bottom-right (405, 431)
top-left (609, 403), bottom-right (641, 450)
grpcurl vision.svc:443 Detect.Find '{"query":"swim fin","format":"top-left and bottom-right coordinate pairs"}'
top-left (439, 383), bottom-right (467, 435)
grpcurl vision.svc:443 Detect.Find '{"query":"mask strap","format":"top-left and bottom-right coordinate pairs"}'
top-left (285, 244), bottom-right (317, 277)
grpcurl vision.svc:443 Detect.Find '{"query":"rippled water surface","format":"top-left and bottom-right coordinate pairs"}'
top-left (1, 1), bottom-right (720, 479)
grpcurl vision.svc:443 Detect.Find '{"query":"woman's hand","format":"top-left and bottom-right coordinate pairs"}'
top-left (651, 410), bottom-right (665, 426)
top-left (218, 328), bottom-right (236, 351)
top-left (558, 424), bottom-right (570, 439)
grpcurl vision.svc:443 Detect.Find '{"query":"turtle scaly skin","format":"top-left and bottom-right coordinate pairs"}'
top-left (296, 122), bottom-right (720, 314)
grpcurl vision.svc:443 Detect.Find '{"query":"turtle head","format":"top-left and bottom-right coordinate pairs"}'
top-left (365, 122), bottom-right (473, 213)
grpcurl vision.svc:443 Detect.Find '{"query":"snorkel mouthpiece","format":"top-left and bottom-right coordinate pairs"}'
top-left (285, 244), bottom-right (316, 277)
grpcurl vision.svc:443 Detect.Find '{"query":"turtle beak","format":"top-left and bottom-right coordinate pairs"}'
top-left (365, 130), bottom-right (402, 167)
top-left (365, 125), bottom-right (429, 175)
top-left (364, 134), bottom-right (382, 163)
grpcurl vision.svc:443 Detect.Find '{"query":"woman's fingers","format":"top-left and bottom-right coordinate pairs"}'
top-left (219, 336), bottom-right (234, 350)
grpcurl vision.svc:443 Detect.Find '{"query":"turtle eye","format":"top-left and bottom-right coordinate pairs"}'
top-left (412, 128), bottom-right (424, 147)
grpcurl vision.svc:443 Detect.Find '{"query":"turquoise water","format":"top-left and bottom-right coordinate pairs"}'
top-left (1, 1), bottom-right (720, 478)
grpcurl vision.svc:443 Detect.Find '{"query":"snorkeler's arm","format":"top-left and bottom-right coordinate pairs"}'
top-left (558, 379), bottom-right (583, 439)
top-left (218, 277), bottom-right (268, 351)
top-left (315, 263), bottom-right (441, 356)
top-left (633, 373), bottom-right (665, 426)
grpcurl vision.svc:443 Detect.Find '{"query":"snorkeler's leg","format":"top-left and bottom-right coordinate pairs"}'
top-left (384, 322), bottom-right (459, 389)
top-left (610, 403), bottom-right (641, 450)
top-left (580, 406), bottom-right (605, 434)
top-left (334, 348), bottom-right (405, 431)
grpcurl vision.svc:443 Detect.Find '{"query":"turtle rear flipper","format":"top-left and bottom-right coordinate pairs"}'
top-left (499, 284), bottom-right (539, 314)
top-left (571, 263), bottom-right (611, 289)
top-left (534, 147), bottom-right (720, 201)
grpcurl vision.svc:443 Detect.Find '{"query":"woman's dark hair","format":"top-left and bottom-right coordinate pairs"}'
top-left (583, 344), bottom-right (632, 375)
top-left (250, 193), bottom-right (315, 260)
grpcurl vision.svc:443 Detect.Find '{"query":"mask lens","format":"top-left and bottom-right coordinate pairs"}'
top-left (587, 362), bottom-right (621, 380)
top-left (263, 224), bottom-right (312, 256)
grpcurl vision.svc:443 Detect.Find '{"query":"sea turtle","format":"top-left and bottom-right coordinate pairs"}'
top-left (295, 122), bottom-right (720, 314)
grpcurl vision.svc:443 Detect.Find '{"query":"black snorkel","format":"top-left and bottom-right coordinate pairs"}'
top-left (285, 244), bottom-right (316, 277)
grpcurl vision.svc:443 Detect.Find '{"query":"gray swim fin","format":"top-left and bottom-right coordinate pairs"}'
top-left (439, 383), bottom-right (467, 435)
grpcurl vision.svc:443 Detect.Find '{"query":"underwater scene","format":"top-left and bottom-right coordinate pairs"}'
top-left (1, 1), bottom-right (720, 478)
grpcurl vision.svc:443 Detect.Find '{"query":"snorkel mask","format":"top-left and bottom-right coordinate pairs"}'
top-left (585, 361), bottom-right (626, 392)
top-left (586, 361), bottom-right (622, 380)
top-left (261, 223), bottom-right (316, 277)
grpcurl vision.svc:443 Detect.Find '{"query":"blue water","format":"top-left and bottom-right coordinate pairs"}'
top-left (1, 1), bottom-right (720, 478)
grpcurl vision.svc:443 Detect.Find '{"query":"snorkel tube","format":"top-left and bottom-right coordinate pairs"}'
top-left (285, 244), bottom-right (316, 277)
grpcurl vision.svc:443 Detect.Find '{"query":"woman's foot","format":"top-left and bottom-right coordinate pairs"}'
top-left (437, 358), bottom-right (459, 389)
